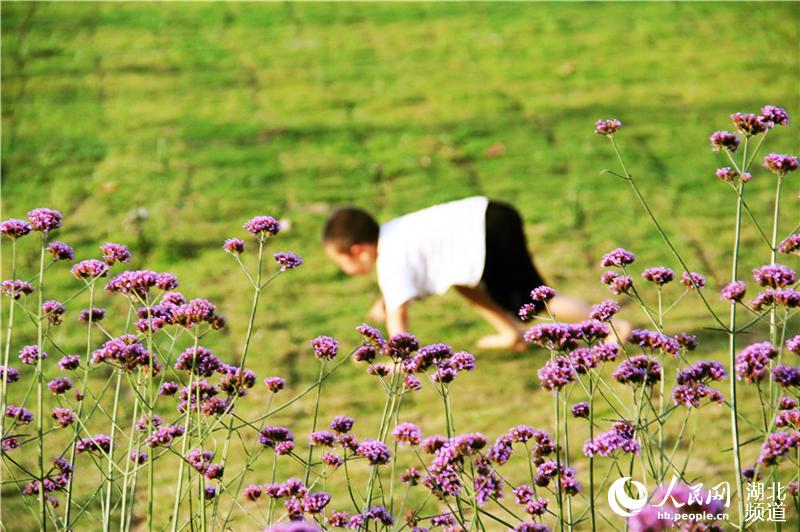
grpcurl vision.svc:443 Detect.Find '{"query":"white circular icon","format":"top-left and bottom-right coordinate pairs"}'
top-left (608, 477), bottom-right (648, 517)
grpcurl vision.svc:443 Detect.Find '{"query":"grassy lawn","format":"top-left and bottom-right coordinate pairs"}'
top-left (2, 2), bottom-right (799, 529)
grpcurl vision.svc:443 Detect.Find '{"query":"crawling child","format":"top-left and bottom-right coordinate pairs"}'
top-left (323, 196), bottom-right (630, 349)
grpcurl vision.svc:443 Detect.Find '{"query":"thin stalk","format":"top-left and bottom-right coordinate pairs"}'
top-left (103, 371), bottom-right (123, 531)
top-left (588, 377), bottom-right (596, 532)
top-left (170, 337), bottom-right (199, 532)
top-left (0, 239), bottom-right (17, 528)
top-left (304, 360), bottom-right (326, 485)
top-left (34, 234), bottom-right (46, 530)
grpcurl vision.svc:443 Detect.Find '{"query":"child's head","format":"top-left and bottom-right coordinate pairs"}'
top-left (323, 207), bottom-right (379, 275)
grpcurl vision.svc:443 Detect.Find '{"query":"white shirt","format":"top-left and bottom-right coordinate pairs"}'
top-left (377, 196), bottom-right (489, 311)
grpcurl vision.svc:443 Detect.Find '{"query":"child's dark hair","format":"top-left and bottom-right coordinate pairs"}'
top-left (323, 207), bottom-right (380, 252)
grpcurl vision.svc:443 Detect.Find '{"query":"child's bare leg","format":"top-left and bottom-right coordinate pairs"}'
top-left (454, 285), bottom-right (525, 350)
top-left (548, 295), bottom-right (632, 342)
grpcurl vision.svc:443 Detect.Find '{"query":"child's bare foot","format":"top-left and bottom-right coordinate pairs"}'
top-left (476, 333), bottom-right (526, 352)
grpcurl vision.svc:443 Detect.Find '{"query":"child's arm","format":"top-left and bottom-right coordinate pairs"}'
top-left (386, 302), bottom-right (409, 336)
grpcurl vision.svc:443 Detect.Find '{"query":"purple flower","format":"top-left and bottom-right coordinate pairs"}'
top-left (145, 425), bottom-right (185, 448)
top-left (0, 218), bottom-right (32, 239)
top-left (174, 346), bottom-right (222, 377)
top-left (753, 264), bottom-right (796, 288)
top-left (735, 342), bottom-right (778, 383)
top-left (0, 365), bottom-right (20, 383)
top-left (590, 299), bottom-right (619, 321)
top-left (680, 271), bottom-right (706, 289)
top-left (763, 153), bottom-right (799, 176)
top-left (715, 166), bottom-right (751, 183)
top-left (612, 355), bottom-right (661, 386)
top-left (259, 426), bottom-right (294, 449)
top-left (571, 402), bottom-right (590, 418)
top-left (71, 260), bottom-right (109, 280)
top-left (329, 415), bottom-right (355, 433)
top-left (48, 377), bottom-right (73, 395)
top-left (2, 279), bottom-right (34, 299)
top-left (6, 405), bottom-right (34, 424)
top-left (779, 234), bottom-right (800, 255)
top-left (356, 323), bottom-right (385, 347)
top-left (19, 345), bottom-right (46, 365)
top-left (758, 431), bottom-right (800, 466)
top-left (93, 335), bottom-right (159, 374)
top-left (27, 208), bottom-right (62, 233)
top-left (223, 238), bottom-right (245, 255)
top-left (721, 280), bottom-right (747, 302)
top-left (47, 241), bottom-right (73, 261)
top-left (583, 421), bottom-right (639, 457)
top-left (642, 267), bottom-right (674, 286)
top-left (311, 336), bottom-right (338, 360)
top-left (204, 486), bottom-right (216, 500)
top-left (787, 335), bottom-right (800, 355)
top-left (273, 251), bottom-right (303, 271)
top-left (773, 365), bottom-right (800, 387)
top-left (309, 431), bottom-right (337, 447)
top-left (760, 105), bottom-right (789, 127)
top-left (403, 374), bottom-right (422, 391)
top-left (76, 434), bottom-right (112, 454)
top-left (779, 396), bottom-right (798, 410)
top-left (356, 439), bottom-right (391, 465)
top-left (628, 329), bottom-right (680, 356)
top-left (243, 215), bottom-right (280, 239)
top-left (385, 333), bottom-right (420, 360)
top-left (354, 343), bottom-right (377, 363)
top-left (100, 243), bottom-right (131, 266)
top-left (401, 467), bottom-right (420, 485)
top-left (537, 356), bottom-right (576, 392)
top-left (600, 247), bottom-right (635, 267)
top-left (601, 271), bottom-right (633, 295)
top-left (302, 491), bottom-right (331, 513)
top-left (393, 422), bottom-right (422, 445)
top-left (321, 452), bottom-right (343, 468)
top-left (710, 131), bottom-right (740, 152)
top-left (78, 308), bottom-right (105, 323)
top-left (243, 485), bottom-right (262, 501)
top-left (264, 376), bottom-right (285, 393)
top-left (731, 112), bottom-right (767, 136)
top-left (529, 285), bottom-right (556, 303)
top-left (752, 288), bottom-right (800, 311)
top-left (52, 407), bottom-right (75, 428)
top-left (595, 119), bottom-right (622, 135)
top-left (159, 381), bottom-right (179, 396)
top-left (525, 323), bottom-right (581, 352)
top-left (42, 300), bottom-right (65, 325)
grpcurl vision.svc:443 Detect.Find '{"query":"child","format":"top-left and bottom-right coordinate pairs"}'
top-left (323, 196), bottom-right (630, 350)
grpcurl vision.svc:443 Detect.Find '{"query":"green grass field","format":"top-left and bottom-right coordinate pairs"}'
top-left (2, 2), bottom-right (799, 530)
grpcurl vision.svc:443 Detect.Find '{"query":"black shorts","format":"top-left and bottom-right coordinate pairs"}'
top-left (481, 200), bottom-right (547, 316)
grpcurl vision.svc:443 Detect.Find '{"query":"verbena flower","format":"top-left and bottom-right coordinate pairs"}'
top-left (6, 405), bottom-right (34, 424)
top-left (159, 381), bottom-right (179, 396)
top-left (600, 247), bottom-right (635, 267)
top-left (52, 407), bottom-right (75, 428)
top-left (321, 452), bottom-right (343, 468)
top-left (264, 376), bottom-right (285, 393)
top-left (613, 355), bottom-right (661, 386)
top-left (680, 271), bottom-right (706, 289)
top-left (779, 234), bottom-right (800, 255)
top-left (393, 422), bottom-right (422, 445)
top-left (779, 396), bottom-right (798, 410)
top-left (763, 153), bottom-right (799, 176)
top-left (710, 131), bottom-right (740, 152)
top-left (571, 402), bottom-right (590, 418)
top-left (787, 335), bottom-right (800, 355)
top-left (583, 421), bottom-right (639, 457)
top-left (760, 105), bottom-right (789, 127)
top-left (721, 280), bottom-right (747, 302)
top-left (403, 374), bottom-right (422, 391)
top-left (79, 308), bottom-right (105, 323)
top-left (525, 323), bottom-right (581, 352)
top-left (259, 426), bottom-right (294, 449)
top-left (529, 285), bottom-right (556, 303)
top-left (715, 167), bottom-right (751, 183)
top-left (400, 467), bottom-right (420, 485)
top-left (42, 300), bottom-right (65, 325)
top-left (145, 425), bottom-right (184, 448)
top-left (595, 119), bottom-right (622, 135)
top-left (385, 333), bottom-right (420, 360)
top-left (76, 434), bottom-right (112, 454)
top-left (773, 365), bottom-right (800, 387)
top-left (758, 431), bottom-right (800, 466)
top-left (751, 288), bottom-right (800, 310)
top-left (243, 215), bottom-right (280, 240)
top-left (590, 299), bottom-right (619, 321)
top-left (753, 264), bottom-right (796, 288)
top-left (537, 356), bottom-right (576, 392)
top-left (243, 485), bottom-right (262, 501)
top-left (101, 243), bottom-right (131, 265)
top-left (642, 266), bottom-right (674, 286)
top-left (628, 329), bottom-right (679, 356)
top-left (2, 279), bottom-right (35, 299)
top-left (601, 271), bottom-right (633, 295)
top-left (0, 218), bottom-right (32, 239)
top-left (27, 208), bottom-right (62, 233)
top-left (356, 439), bottom-right (391, 465)
top-left (48, 377), bottom-right (73, 395)
top-left (223, 238), bottom-right (245, 255)
top-left (309, 431), bottom-right (337, 447)
top-left (0, 365), bottom-right (20, 383)
top-left (311, 336), bottom-right (338, 360)
top-left (735, 342), bottom-right (778, 383)
top-left (71, 260), bottom-right (109, 280)
top-left (218, 364), bottom-right (256, 396)
top-left (329, 415), bottom-right (355, 433)
top-left (47, 241), bottom-right (73, 261)
top-left (93, 335), bottom-right (160, 374)
top-left (19, 345), bottom-right (46, 365)
top-left (274, 251), bottom-right (303, 271)
top-left (730, 112), bottom-right (767, 136)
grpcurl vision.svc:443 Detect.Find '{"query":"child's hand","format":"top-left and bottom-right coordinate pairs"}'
top-left (367, 297), bottom-right (386, 323)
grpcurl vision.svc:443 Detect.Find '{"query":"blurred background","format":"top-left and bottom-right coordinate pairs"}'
top-left (2, 2), bottom-right (798, 529)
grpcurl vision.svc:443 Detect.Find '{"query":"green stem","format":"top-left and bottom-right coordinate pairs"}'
top-left (304, 360), bottom-right (326, 485)
top-left (35, 234), bottom-right (46, 530)
top-left (103, 371), bottom-right (123, 531)
top-left (0, 240), bottom-right (16, 529)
